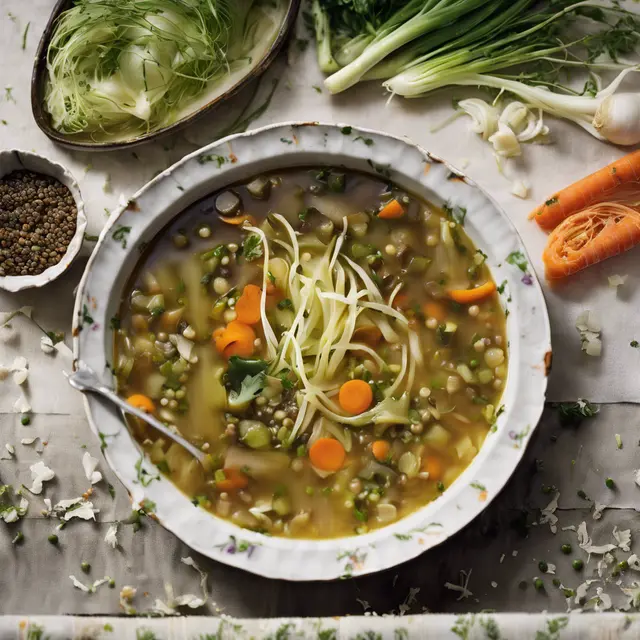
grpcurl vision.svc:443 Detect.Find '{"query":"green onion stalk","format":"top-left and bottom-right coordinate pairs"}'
top-left (315, 0), bottom-right (640, 144)
top-left (323, 0), bottom-right (491, 93)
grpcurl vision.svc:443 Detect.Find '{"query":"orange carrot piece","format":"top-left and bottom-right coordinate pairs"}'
top-left (339, 379), bottom-right (373, 415)
top-left (219, 214), bottom-right (257, 226)
top-left (371, 440), bottom-right (391, 462)
top-left (543, 203), bottom-right (640, 280)
top-left (530, 150), bottom-right (640, 231)
top-left (422, 301), bottom-right (447, 322)
top-left (392, 293), bottom-right (410, 310)
top-left (309, 438), bottom-right (346, 472)
top-left (448, 281), bottom-right (496, 304)
top-left (422, 455), bottom-right (443, 481)
top-left (378, 199), bottom-right (405, 219)
top-left (216, 468), bottom-right (249, 492)
top-left (235, 284), bottom-right (262, 325)
top-left (213, 321), bottom-right (256, 358)
top-left (127, 394), bottom-right (155, 414)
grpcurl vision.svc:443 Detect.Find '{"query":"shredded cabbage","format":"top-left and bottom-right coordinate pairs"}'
top-left (45, 0), bottom-right (285, 137)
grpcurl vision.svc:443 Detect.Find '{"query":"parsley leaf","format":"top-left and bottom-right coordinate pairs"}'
top-left (553, 400), bottom-right (598, 427)
top-left (442, 202), bottom-right (467, 225)
top-left (226, 357), bottom-right (269, 391)
top-left (242, 234), bottom-right (263, 261)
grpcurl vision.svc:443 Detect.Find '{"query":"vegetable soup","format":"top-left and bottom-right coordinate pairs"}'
top-left (113, 167), bottom-right (507, 539)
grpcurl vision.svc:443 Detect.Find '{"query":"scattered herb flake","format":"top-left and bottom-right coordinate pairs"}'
top-left (81, 304), bottom-right (94, 325)
top-left (134, 455), bottom-right (159, 487)
top-left (112, 225), bottom-right (131, 249)
top-left (21, 22), bottom-right (30, 50)
top-left (553, 399), bottom-right (598, 427)
top-left (198, 154), bottom-right (227, 167)
top-left (354, 136), bottom-right (374, 146)
top-left (341, 126), bottom-right (352, 135)
top-left (277, 298), bottom-right (293, 310)
top-left (506, 250), bottom-right (528, 273)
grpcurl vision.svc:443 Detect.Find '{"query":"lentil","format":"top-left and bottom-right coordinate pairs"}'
top-left (0, 170), bottom-right (77, 277)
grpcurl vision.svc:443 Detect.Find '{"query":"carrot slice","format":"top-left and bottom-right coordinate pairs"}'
top-left (392, 293), bottom-right (410, 310)
top-left (530, 150), bottom-right (640, 231)
top-left (235, 284), bottom-right (262, 325)
top-left (543, 203), bottom-right (640, 280)
top-left (422, 455), bottom-right (443, 481)
top-left (216, 468), bottom-right (249, 492)
top-left (448, 281), bottom-right (496, 304)
top-left (378, 199), bottom-right (405, 219)
top-left (371, 440), bottom-right (391, 462)
top-left (309, 438), bottom-right (346, 472)
top-left (127, 394), bottom-right (155, 414)
top-left (213, 321), bottom-right (256, 358)
top-left (422, 301), bottom-right (447, 322)
top-left (339, 379), bottom-right (373, 415)
top-left (219, 214), bottom-right (257, 226)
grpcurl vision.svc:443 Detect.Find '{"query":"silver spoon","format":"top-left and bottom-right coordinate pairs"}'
top-left (67, 366), bottom-right (205, 464)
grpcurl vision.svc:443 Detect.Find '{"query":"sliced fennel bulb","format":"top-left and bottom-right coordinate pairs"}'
top-left (45, 0), bottom-right (284, 137)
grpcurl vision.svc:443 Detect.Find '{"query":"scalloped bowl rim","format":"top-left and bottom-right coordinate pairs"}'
top-left (73, 121), bottom-right (551, 581)
top-left (0, 149), bottom-right (86, 292)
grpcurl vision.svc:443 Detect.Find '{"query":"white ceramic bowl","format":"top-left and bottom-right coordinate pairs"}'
top-left (73, 122), bottom-right (551, 581)
top-left (0, 149), bottom-right (86, 292)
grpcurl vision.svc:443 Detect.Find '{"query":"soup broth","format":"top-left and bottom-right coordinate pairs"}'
top-left (114, 167), bottom-right (507, 539)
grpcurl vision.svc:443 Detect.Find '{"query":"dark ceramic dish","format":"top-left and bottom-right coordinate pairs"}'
top-left (30, 0), bottom-right (301, 152)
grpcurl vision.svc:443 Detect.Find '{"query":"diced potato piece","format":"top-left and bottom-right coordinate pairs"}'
top-left (149, 438), bottom-right (167, 464)
top-left (165, 443), bottom-right (204, 492)
top-left (144, 372), bottom-right (166, 399)
top-left (443, 465), bottom-right (463, 487)
top-left (424, 424), bottom-right (451, 450)
top-left (454, 435), bottom-right (478, 462)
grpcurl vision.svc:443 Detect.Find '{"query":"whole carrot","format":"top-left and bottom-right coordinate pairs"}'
top-left (543, 203), bottom-right (640, 280)
top-left (530, 150), bottom-right (640, 231)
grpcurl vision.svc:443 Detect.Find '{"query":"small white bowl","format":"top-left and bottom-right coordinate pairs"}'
top-left (0, 149), bottom-right (86, 292)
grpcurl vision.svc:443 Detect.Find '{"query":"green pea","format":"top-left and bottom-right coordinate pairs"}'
top-left (561, 544), bottom-right (572, 554)
top-left (572, 559), bottom-right (583, 570)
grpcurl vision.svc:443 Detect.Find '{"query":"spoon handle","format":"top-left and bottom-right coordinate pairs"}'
top-left (68, 367), bottom-right (205, 464)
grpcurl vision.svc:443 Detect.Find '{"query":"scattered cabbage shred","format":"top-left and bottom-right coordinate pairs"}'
top-left (576, 310), bottom-right (602, 357)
